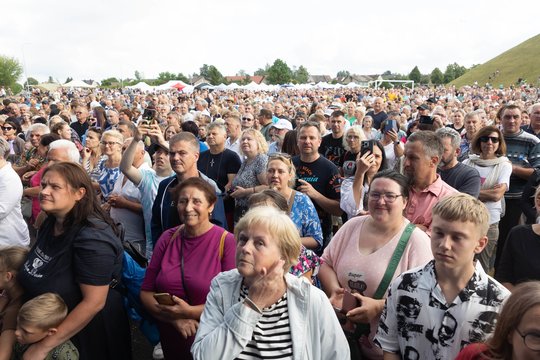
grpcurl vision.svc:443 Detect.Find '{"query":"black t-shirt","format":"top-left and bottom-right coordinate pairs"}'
top-left (319, 134), bottom-right (345, 167)
top-left (197, 149), bottom-right (241, 192)
top-left (496, 225), bottom-right (540, 285)
top-left (339, 151), bottom-right (358, 178)
top-left (292, 155), bottom-right (341, 244)
top-left (70, 121), bottom-right (89, 139)
top-left (17, 216), bottom-right (130, 359)
top-left (366, 110), bottom-right (388, 130)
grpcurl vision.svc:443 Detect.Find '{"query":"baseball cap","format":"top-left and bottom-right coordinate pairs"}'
top-left (272, 119), bottom-right (293, 130)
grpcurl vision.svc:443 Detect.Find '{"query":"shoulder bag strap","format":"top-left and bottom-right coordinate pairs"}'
top-left (353, 222), bottom-right (416, 339)
top-left (372, 222), bottom-right (415, 299)
top-left (219, 230), bottom-right (228, 260)
top-left (286, 190), bottom-right (296, 215)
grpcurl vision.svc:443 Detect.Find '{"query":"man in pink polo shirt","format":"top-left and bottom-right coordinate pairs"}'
top-left (403, 131), bottom-right (457, 235)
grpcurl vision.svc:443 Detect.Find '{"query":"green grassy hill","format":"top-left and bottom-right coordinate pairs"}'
top-left (451, 34), bottom-right (540, 88)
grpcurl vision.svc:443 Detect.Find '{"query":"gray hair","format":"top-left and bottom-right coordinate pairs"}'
top-left (407, 131), bottom-right (443, 159)
top-left (48, 139), bottom-right (80, 163)
top-left (0, 138), bottom-right (10, 159)
top-left (28, 123), bottom-right (50, 135)
top-left (206, 122), bottom-right (227, 134)
top-left (101, 129), bottom-right (124, 144)
top-left (435, 127), bottom-right (461, 149)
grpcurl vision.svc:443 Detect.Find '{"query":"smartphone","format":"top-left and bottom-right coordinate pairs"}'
top-left (153, 293), bottom-right (175, 306)
top-left (295, 178), bottom-right (303, 189)
top-left (360, 140), bottom-right (374, 156)
top-left (341, 290), bottom-right (359, 314)
top-left (384, 120), bottom-right (397, 133)
top-left (419, 115), bottom-right (434, 125)
top-left (142, 108), bottom-right (156, 121)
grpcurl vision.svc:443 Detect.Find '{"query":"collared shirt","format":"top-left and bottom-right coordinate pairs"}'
top-left (225, 137), bottom-right (242, 161)
top-left (405, 175), bottom-right (457, 235)
top-left (375, 260), bottom-right (510, 360)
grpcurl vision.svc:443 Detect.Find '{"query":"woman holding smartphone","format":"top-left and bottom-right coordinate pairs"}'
top-left (140, 177), bottom-right (235, 359)
top-left (319, 170), bottom-right (432, 359)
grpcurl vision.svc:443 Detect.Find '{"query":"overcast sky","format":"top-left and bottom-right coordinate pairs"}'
top-left (2, 0), bottom-right (538, 83)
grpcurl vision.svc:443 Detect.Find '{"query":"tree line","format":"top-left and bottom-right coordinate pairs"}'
top-left (0, 54), bottom-right (470, 92)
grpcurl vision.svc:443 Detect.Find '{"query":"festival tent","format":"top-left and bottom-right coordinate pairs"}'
top-left (194, 82), bottom-right (213, 90)
top-left (226, 83), bottom-right (240, 89)
top-left (214, 83), bottom-right (228, 91)
top-left (127, 82), bottom-right (154, 91)
top-left (62, 79), bottom-right (97, 88)
top-left (154, 80), bottom-right (188, 91)
top-left (241, 81), bottom-right (261, 91)
top-left (33, 82), bottom-right (61, 92)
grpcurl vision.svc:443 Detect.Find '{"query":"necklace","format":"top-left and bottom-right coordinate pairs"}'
top-left (205, 151), bottom-right (224, 181)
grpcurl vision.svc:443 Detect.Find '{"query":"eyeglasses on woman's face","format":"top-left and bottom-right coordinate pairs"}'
top-left (479, 136), bottom-right (499, 143)
top-left (368, 192), bottom-right (403, 203)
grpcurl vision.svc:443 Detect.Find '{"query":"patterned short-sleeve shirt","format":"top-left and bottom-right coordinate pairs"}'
top-left (374, 260), bottom-right (510, 360)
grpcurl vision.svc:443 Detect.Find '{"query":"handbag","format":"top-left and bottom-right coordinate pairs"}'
top-left (346, 222), bottom-right (415, 359)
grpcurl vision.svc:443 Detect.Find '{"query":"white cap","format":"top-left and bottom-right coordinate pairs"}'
top-left (272, 119), bottom-right (293, 130)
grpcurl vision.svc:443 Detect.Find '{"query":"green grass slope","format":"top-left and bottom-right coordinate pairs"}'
top-left (451, 34), bottom-right (540, 87)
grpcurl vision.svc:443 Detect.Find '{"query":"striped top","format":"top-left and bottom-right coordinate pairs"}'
top-left (235, 285), bottom-right (293, 359)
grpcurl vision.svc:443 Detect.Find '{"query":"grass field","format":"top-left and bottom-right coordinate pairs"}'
top-left (451, 34), bottom-right (540, 88)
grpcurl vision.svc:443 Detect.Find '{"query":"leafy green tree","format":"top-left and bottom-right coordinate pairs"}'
top-left (134, 70), bottom-right (142, 81)
top-left (336, 70), bottom-right (350, 79)
top-left (430, 68), bottom-right (444, 85)
top-left (254, 64), bottom-right (269, 76)
top-left (100, 77), bottom-right (120, 87)
top-left (293, 65), bottom-right (309, 84)
top-left (65, 77), bottom-right (73, 83)
top-left (176, 73), bottom-right (189, 83)
top-left (266, 59), bottom-right (292, 85)
top-left (199, 64), bottom-right (225, 85)
top-left (47, 76), bottom-right (54, 83)
top-left (408, 66), bottom-right (421, 83)
top-left (0, 55), bottom-right (23, 90)
top-left (444, 62), bottom-right (468, 83)
top-left (25, 77), bottom-right (39, 86)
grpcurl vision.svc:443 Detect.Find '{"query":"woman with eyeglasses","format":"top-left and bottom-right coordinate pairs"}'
top-left (319, 170), bottom-right (432, 359)
top-left (463, 126), bottom-right (511, 274)
top-left (2, 119), bottom-right (25, 163)
top-left (266, 153), bottom-right (323, 251)
top-left (93, 130), bottom-right (124, 201)
top-left (455, 281), bottom-right (540, 360)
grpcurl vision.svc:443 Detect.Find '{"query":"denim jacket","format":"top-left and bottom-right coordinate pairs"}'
top-left (191, 269), bottom-right (349, 359)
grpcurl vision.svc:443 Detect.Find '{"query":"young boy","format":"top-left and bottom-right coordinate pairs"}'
top-left (0, 246), bottom-right (28, 360)
top-left (374, 193), bottom-right (510, 360)
top-left (12, 293), bottom-right (79, 360)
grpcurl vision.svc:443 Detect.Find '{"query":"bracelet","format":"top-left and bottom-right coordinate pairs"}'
top-left (244, 296), bottom-right (262, 314)
top-left (252, 187), bottom-right (256, 193)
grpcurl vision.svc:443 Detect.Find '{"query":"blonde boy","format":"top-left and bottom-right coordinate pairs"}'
top-left (13, 293), bottom-right (79, 360)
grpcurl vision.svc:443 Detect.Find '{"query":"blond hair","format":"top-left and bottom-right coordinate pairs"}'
top-left (432, 193), bottom-right (489, 236)
top-left (0, 246), bottom-right (28, 273)
top-left (267, 154), bottom-right (296, 187)
top-left (18, 293), bottom-right (68, 329)
top-left (240, 128), bottom-right (268, 155)
top-left (101, 129), bottom-right (124, 144)
top-left (234, 206), bottom-right (301, 271)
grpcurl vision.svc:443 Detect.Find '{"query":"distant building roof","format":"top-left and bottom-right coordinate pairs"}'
top-left (225, 75), bottom-right (265, 84)
top-left (308, 75), bottom-right (332, 83)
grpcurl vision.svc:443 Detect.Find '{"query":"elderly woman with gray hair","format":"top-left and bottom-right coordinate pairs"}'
top-left (0, 137), bottom-right (30, 247)
top-left (191, 206), bottom-right (349, 359)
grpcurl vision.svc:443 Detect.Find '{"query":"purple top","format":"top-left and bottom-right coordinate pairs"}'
top-left (141, 224), bottom-right (236, 358)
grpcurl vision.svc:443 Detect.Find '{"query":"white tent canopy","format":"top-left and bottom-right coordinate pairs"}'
top-left (62, 79), bottom-right (96, 88)
top-left (127, 82), bottom-right (154, 91)
top-left (153, 80), bottom-right (188, 91)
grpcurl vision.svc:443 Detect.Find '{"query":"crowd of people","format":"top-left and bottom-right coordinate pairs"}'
top-left (0, 83), bottom-right (540, 359)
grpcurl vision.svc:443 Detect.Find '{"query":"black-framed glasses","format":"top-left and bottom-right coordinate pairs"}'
top-left (368, 192), bottom-right (403, 203)
top-left (242, 117), bottom-right (253, 121)
top-left (2, 126), bottom-right (13, 131)
top-left (479, 136), bottom-right (500, 143)
top-left (516, 329), bottom-right (540, 351)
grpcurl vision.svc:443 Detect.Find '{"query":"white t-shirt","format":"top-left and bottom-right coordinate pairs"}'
top-left (467, 162), bottom-right (512, 224)
top-left (0, 162), bottom-right (30, 246)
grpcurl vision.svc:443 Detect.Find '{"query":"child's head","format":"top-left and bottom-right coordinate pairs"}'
top-left (15, 293), bottom-right (68, 345)
top-left (0, 246), bottom-right (28, 290)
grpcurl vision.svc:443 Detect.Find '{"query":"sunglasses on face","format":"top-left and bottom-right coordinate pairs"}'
top-left (479, 136), bottom-right (499, 143)
top-left (2, 126), bottom-right (13, 130)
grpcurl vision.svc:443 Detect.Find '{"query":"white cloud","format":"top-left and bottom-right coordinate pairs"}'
top-left (1, 0), bottom-right (538, 82)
